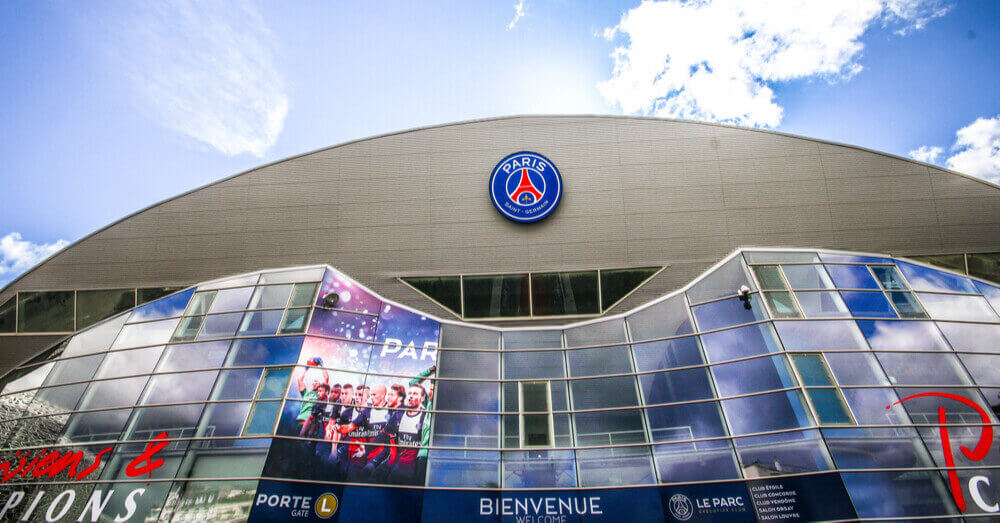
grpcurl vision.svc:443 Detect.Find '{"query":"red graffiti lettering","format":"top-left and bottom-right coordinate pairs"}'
top-left (75, 447), bottom-right (113, 480)
top-left (125, 432), bottom-right (170, 478)
top-left (889, 392), bottom-right (995, 512)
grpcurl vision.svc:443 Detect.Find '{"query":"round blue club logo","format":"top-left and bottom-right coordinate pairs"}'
top-left (489, 151), bottom-right (562, 223)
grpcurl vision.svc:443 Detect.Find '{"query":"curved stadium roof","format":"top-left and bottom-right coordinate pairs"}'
top-left (2, 114), bottom-right (999, 341)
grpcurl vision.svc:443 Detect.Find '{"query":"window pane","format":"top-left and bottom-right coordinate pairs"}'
top-left (647, 401), bottom-right (729, 442)
top-left (93, 346), bottom-right (163, 379)
top-left (968, 252), bottom-right (1000, 283)
top-left (916, 292), bottom-right (998, 321)
top-left (857, 320), bottom-right (950, 350)
top-left (62, 409), bottom-right (132, 443)
top-left (440, 324), bottom-right (499, 349)
top-left (212, 368), bottom-right (264, 400)
top-left (820, 253), bottom-right (892, 264)
top-left (141, 371), bottom-right (219, 405)
top-left (841, 388), bottom-right (905, 425)
top-left (576, 446), bottom-right (654, 486)
top-left (228, 337), bottom-right (303, 366)
top-left (63, 313), bottom-right (128, 357)
top-left (823, 352), bottom-right (889, 386)
top-left (566, 346), bottom-right (632, 377)
top-left (774, 320), bottom-right (867, 351)
top-left (440, 349), bottom-right (498, 379)
top-left (910, 253), bottom-right (968, 274)
top-left (157, 341), bottom-right (231, 372)
top-left (687, 256), bottom-right (755, 304)
top-left (600, 267), bottom-right (659, 310)
top-left (632, 336), bottom-right (703, 372)
top-left (654, 439), bottom-right (740, 481)
top-left (77, 376), bottom-right (150, 409)
top-left (196, 312), bottom-right (243, 339)
top-left (530, 270), bottom-right (598, 315)
top-left (124, 403), bottom-right (205, 441)
top-left (502, 330), bottom-right (562, 350)
top-left (502, 450), bottom-right (576, 488)
top-left (886, 292), bottom-right (927, 318)
top-left (734, 430), bottom-right (831, 476)
top-left (18, 291), bottom-right (74, 332)
top-left (43, 354), bottom-right (105, 386)
top-left (701, 323), bottom-right (781, 363)
top-left (691, 295), bottom-right (768, 332)
top-left (307, 309), bottom-right (374, 339)
top-left (870, 266), bottom-right (908, 290)
top-left (426, 449), bottom-right (499, 487)
top-left (936, 322), bottom-right (1000, 353)
top-left (278, 308), bottom-right (310, 334)
top-left (503, 351), bottom-right (565, 379)
top-left (712, 355), bottom-right (797, 396)
top-left (287, 283), bottom-right (318, 308)
top-left (626, 294), bottom-right (693, 342)
top-left (840, 471), bottom-right (958, 519)
top-left (184, 291), bottom-right (216, 315)
top-left (840, 291), bottom-right (898, 318)
top-left (245, 401), bottom-right (281, 435)
top-left (0, 295), bottom-right (16, 333)
top-left (171, 315), bottom-right (202, 342)
top-left (565, 319), bottom-right (626, 347)
top-left (207, 287), bottom-right (253, 313)
top-left (401, 276), bottom-right (461, 314)
top-left (432, 414), bottom-right (500, 447)
top-left (570, 376), bottom-right (640, 410)
top-left (463, 274), bottom-right (529, 318)
top-left (763, 291), bottom-right (800, 318)
top-left (895, 260), bottom-right (977, 293)
top-left (753, 266), bottom-right (787, 290)
top-left (247, 284), bottom-right (292, 309)
top-left (794, 291), bottom-right (850, 317)
top-left (790, 354), bottom-right (830, 386)
top-left (781, 265), bottom-right (834, 289)
top-left (805, 388), bottom-right (853, 424)
top-left (136, 286), bottom-right (186, 305)
top-left (522, 414), bottom-right (551, 446)
top-left (639, 367), bottom-right (715, 404)
top-left (113, 318), bottom-right (181, 349)
top-left (76, 289), bottom-right (135, 329)
top-left (260, 267), bottom-right (324, 284)
top-left (237, 309), bottom-right (284, 336)
top-left (721, 390), bottom-right (813, 435)
top-left (876, 352), bottom-right (972, 385)
top-left (436, 381), bottom-right (499, 412)
top-left (825, 264), bottom-right (880, 289)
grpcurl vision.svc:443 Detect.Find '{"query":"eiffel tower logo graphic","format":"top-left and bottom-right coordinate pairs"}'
top-left (509, 168), bottom-right (543, 205)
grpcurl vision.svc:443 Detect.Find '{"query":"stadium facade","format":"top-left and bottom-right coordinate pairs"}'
top-left (0, 116), bottom-right (999, 521)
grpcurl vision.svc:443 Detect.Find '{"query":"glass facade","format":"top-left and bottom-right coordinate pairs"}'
top-left (0, 250), bottom-right (999, 521)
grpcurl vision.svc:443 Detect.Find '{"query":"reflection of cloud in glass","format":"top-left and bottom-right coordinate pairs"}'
top-left (858, 321), bottom-right (948, 351)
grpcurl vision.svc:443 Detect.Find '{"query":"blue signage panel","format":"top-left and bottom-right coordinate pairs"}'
top-left (250, 475), bottom-right (859, 522)
top-left (659, 482), bottom-right (755, 522)
top-left (489, 151), bottom-right (562, 223)
top-left (747, 473), bottom-right (858, 521)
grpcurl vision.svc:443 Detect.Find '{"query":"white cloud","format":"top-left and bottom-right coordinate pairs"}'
top-left (0, 233), bottom-right (70, 287)
top-left (598, 0), bottom-right (951, 128)
top-left (910, 115), bottom-right (1000, 184)
top-left (908, 145), bottom-right (943, 164)
top-left (508, 0), bottom-right (526, 30)
top-left (110, 1), bottom-right (288, 157)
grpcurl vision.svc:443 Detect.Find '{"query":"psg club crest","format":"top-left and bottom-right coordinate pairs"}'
top-left (489, 151), bottom-right (562, 223)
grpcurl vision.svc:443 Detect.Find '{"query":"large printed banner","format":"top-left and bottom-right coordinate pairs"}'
top-left (263, 274), bottom-right (440, 489)
top-left (248, 474), bottom-right (859, 522)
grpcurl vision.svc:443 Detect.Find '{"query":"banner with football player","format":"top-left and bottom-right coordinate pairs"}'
top-left (264, 275), bottom-right (440, 488)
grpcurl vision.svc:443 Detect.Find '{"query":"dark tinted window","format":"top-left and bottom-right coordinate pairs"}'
top-left (600, 267), bottom-right (659, 310)
top-left (531, 271), bottom-right (598, 315)
top-left (76, 289), bottom-right (135, 329)
top-left (463, 274), bottom-right (529, 318)
top-left (968, 252), bottom-right (1000, 283)
top-left (137, 287), bottom-right (186, 305)
top-left (0, 295), bottom-right (14, 333)
top-left (18, 291), bottom-right (74, 332)
top-left (401, 276), bottom-right (461, 315)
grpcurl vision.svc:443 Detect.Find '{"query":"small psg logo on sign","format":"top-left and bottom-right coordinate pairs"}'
top-left (489, 151), bottom-right (562, 223)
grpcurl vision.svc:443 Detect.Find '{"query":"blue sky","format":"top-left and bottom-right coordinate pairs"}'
top-left (1, 0), bottom-right (998, 286)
